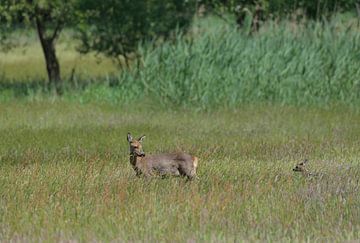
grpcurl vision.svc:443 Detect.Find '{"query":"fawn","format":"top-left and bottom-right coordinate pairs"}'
top-left (293, 159), bottom-right (319, 177)
top-left (127, 133), bottom-right (198, 179)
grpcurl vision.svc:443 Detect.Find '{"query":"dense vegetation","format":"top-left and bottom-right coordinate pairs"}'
top-left (203, 0), bottom-right (359, 19)
top-left (1, 0), bottom-right (359, 96)
top-left (108, 18), bottom-right (360, 109)
top-left (0, 103), bottom-right (359, 241)
top-left (1, 16), bottom-right (360, 109)
top-left (1, 2), bottom-right (360, 242)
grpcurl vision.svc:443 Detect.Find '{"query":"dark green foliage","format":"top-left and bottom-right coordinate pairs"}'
top-left (0, 25), bottom-right (11, 50)
top-left (201, 0), bottom-right (359, 19)
top-left (267, 0), bottom-right (358, 19)
top-left (76, 0), bottom-right (196, 60)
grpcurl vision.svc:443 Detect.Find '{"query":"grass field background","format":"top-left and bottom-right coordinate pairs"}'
top-left (1, 16), bottom-right (360, 241)
top-left (0, 31), bottom-right (117, 81)
top-left (0, 102), bottom-right (359, 241)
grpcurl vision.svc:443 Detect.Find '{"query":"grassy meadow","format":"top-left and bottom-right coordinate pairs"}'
top-left (0, 102), bottom-right (360, 241)
top-left (1, 16), bottom-right (360, 241)
top-left (0, 31), bottom-right (117, 81)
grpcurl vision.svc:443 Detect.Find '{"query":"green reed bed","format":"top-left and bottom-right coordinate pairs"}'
top-left (130, 19), bottom-right (360, 108)
top-left (1, 18), bottom-right (360, 110)
top-left (57, 18), bottom-right (360, 109)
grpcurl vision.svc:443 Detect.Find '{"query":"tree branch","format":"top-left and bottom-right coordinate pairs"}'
top-left (50, 20), bottom-right (63, 41)
top-left (35, 16), bottom-right (46, 44)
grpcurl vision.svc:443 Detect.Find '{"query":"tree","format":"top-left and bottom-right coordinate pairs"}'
top-left (76, 0), bottom-right (196, 66)
top-left (0, 0), bottom-right (76, 94)
top-left (199, 0), bottom-right (266, 34)
top-left (201, 0), bottom-right (359, 22)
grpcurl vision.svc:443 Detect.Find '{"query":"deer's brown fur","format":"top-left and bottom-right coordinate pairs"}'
top-left (127, 133), bottom-right (198, 179)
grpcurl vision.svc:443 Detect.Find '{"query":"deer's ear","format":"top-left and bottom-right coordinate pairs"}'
top-left (127, 133), bottom-right (133, 142)
top-left (138, 135), bottom-right (146, 143)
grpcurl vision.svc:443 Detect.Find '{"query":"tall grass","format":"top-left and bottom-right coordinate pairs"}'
top-left (0, 102), bottom-right (360, 241)
top-left (124, 18), bottom-right (360, 109)
top-left (63, 17), bottom-right (360, 109)
top-left (1, 17), bottom-right (360, 109)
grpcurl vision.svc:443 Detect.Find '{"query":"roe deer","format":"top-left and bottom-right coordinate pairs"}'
top-left (127, 133), bottom-right (198, 179)
top-left (293, 159), bottom-right (319, 177)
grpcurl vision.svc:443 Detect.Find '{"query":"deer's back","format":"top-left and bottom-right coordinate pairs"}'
top-left (141, 152), bottom-right (196, 177)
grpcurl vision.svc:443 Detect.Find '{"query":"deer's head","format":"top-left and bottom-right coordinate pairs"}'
top-left (127, 132), bottom-right (146, 157)
top-left (293, 159), bottom-right (309, 174)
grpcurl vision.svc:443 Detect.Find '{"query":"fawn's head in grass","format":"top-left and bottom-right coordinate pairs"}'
top-left (127, 133), bottom-right (146, 157)
top-left (293, 159), bottom-right (309, 174)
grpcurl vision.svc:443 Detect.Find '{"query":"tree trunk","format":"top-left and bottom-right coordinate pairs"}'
top-left (35, 18), bottom-right (62, 94)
